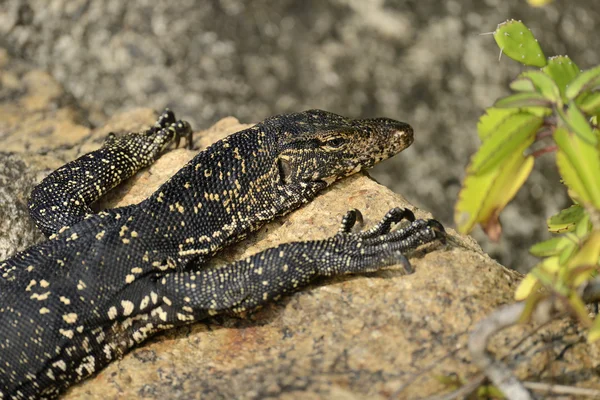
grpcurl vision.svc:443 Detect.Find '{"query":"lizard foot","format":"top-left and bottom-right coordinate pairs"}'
top-left (328, 208), bottom-right (445, 275)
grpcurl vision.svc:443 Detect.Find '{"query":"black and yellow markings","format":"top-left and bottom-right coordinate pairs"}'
top-left (0, 109), bottom-right (433, 399)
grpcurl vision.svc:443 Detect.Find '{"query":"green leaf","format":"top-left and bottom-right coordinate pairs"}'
top-left (530, 257), bottom-right (562, 290)
top-left (530, 236), bottom-right (571, 257)
top-left (558, 235), bottom-right (578, 266)
top-left (547, 204), bottom-right (585, 233)
top-left (567, 231), bottom-right (600, 286)
top-left (515, 273), bottom-right (541, 301)
top-left (478, 107), bottom-right (551, 142)
top-left (495, 92), bottom-right (553, 108)
top-left (566, 65), bottom-right (600, 100)
top-left (494, 20), bottom-right (546, 67)
top-left (554, 127), bottom-right (600, 208)
top-left (542, 56), bottom-right (580, 101)
top-left (578, 92), bottom-right (600, 115)
top-left (575, 213), bottom-right (592, 238)
top-left (455, 142), bottom-right (534, 236)
top-left (470, 112), bottom-right (541, 174)
top-left (557, 102), bottom-right (597, 145)
top-left (510, 78), bottom-right (536, 92)
top-left (519, 70), bottom-right (561, 104)
top-left (477, 108), bottom-right (520, 141)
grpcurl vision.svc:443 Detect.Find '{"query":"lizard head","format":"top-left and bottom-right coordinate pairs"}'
top-left (273, 109), bottom-right (413, 185)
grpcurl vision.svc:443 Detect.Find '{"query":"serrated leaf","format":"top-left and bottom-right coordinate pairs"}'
top-left (510, 78), bottom-right (536, 92)
top-left (470, 112), bottom-right (541, 174)
top-left (588, 315), bottom-right (600, 342)
top-left (495, 92), bottom-right (553, 108)
top-left (477, 107), bottom-right (551, 142)
top-left (455, 142), bottom-right (534, 236)
top-left (542, 56), bottom-right (580, 101)
top-left (578, 92), bottom-right (600, 115)
top-left (557, 102), bottom-right (597, 145)
top-left (519, 70), bottom-right (561, 104)
top-left (530, 236), bottom-right (571, 257)
top-left (554, 127), bottom-right (600, 208)
top-left (566, 65), bottom-right (600, 100)
top-left (494, 20), bottom-right (546, 67)
top-left (547, 204), bottom-right (585, 233)
top-left (477, 108), bottom-right (520, 141)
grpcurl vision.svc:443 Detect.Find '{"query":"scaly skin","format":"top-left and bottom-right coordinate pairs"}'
top-left (0, 109), bottom-right (444, 399)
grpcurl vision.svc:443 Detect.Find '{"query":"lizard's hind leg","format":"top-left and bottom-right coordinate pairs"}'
top-left (28, 109), bottom-right (193, 236)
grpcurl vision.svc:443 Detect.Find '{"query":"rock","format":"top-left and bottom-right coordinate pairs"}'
top-left (57, 116), bottom-right (598, 399)
top-left (0, 153), bottom-right (46, 259)
top-left (0, 48), bottom-right (163, 256)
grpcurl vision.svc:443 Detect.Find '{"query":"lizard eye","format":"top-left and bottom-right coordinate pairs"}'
top-left (325, 137), bottom-right (345, 148)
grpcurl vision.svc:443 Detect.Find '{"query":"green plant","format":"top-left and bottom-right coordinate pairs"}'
top-left (454, 20), bottom-right (600, 341)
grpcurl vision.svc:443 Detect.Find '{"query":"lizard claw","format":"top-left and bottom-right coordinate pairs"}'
top-left (328, 208), bottom-right (446, 275)
top-left (339, 209), bottom-right (364, 233)
top-left (173, 120), bottom-right (194, 149)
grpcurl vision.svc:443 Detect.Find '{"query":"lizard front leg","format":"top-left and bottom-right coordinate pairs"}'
top-left (28, 110), bottom-right (192, 236)
top-left (153, 208), bottom-right (445, 322)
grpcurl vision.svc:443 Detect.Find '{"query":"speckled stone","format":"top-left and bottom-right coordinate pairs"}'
top-left (61, 117), bottom-right (599, 400)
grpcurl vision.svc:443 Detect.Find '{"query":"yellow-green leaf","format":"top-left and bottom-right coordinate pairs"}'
top-left (477, 108), bottom-right (520, 141)
top-left (470, 112), bottom-right (541, 174)
top-left (478, 107), bottom-right (551, 142)
top-left (554, 127), bottom-right (600, 208)
top-left (575, 213), bottom-right (592, 238)
top-left (567, 231), bottom-right (600, 286)
top-left (557, 102), bottom-right (597, 145)
top-left (566, 65), bottom-right (600, 100)
top-left (557, 235), bottom-right (578, 266)
top-left (538, 255), bottom-right (561, 274)
top-left (495, 92), bottom-right (553, 108)
top-left (519, 70), bottom-right (561, 104)
top-left (530, 235), bottom-right (571, 257)
top-left (494, 20), bottom-right (547, 67)
top-left (455, 143), bottom-right (534, 236)
top-left (510, 78), bottom-right (536, 92)
top-left (578, 92), bottom-right (600, 115)
top-left (515, 273), bottom-right (541, 300)
top-left (547, 204), bottom-right (584, 233)
top-left (542, 56), bottom-right (580, 101)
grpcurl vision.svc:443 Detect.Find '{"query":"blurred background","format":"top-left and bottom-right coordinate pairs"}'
top-left (1, 0), bottom-right (599, 272)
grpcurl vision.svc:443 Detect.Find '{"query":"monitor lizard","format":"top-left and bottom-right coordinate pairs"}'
top-left (0, 109), bottom-right (445, 399)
